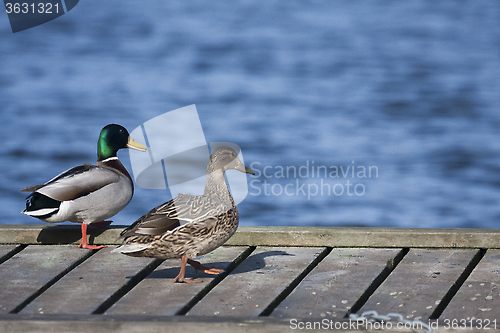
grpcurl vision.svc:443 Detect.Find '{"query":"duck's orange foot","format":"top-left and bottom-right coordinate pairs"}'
top-left (79, 223), bottom-right (106, 249)
top-left (173, 275), bottom-right (203, 283)
top-left (78, 241), bottom-right (106, 250)
top-left (90, 220), bottom-right (113, 229)
top-left (187, 259), bottom-right (225, 275)
top-left (173, 256), bottom-right (205, 283)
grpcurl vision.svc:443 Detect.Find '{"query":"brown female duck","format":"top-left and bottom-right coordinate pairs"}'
top-left (113, 146), bottom-right (254, 283)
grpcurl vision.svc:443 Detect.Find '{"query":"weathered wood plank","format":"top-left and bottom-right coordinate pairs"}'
top-left (0, 245), bottom-right (91, 314)
top-left (0, 314), bottom-right (366, 333)
top-left (0, 314), bottom-right (486, 333)
top-left (0, 224), bottom-right (109, 246)
top-left (187, 247), bottom-right (323, 316)
top-left (359, 249), bottom-right (478, 320)
top-left (2, 225), bottom-right (500, 248)
top-left (441, 249), bottom-right (500, 320)
top-left (271, 248), bottom-right (401, 318)
top-left (106, 247), bottom-right (249, 316)
top-left (0, 245), bottom-right (19, 262)
top-left (20, 247), bottom-right (156, 315)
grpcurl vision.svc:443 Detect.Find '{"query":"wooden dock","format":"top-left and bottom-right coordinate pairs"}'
top-left (0, 225), bottom-right (499, 332)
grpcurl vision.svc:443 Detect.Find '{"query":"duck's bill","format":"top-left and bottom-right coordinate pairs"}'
top-left (245, 167), bottom-right (255, 175)
top-left (236, 163), bottom-right (255, 175)
top-left (127, 136), bottom-right (147, 152)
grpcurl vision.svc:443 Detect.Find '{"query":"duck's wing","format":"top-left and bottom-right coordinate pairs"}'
top-left (118, 193), bottom-right (220, 239)
top-left (21, 164), bottom-right (122, 202)
top-left (118, 198), bottom-right (183, 238)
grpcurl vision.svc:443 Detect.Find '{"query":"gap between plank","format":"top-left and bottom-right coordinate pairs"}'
top-left (429, 248), bottom-right (487, 320)
top-left (0, 244), bottom-right (28, 266)
top-left (345, 247), bottom-right (410, 317)
top-left (259, 246), bottom-right (333, 317)
top-left (175, 246), bottom-right (256, 316)
top-left (9, 247), bottom-right (100, 314)
top-left (92, 258), bottom-right (165, 315)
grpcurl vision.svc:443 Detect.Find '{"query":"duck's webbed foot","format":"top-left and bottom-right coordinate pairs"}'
top-left (187, 258), bottom-right (224, 275)
top-left (174, 256), bottom-right (203, 283)
top-left (79, 223), bottom-right (107, 249)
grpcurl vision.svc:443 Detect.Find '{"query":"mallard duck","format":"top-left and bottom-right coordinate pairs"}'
top-left (21, 124), bottom-right (147, 249)
top-left (113, 146), bottom-right (254, 283)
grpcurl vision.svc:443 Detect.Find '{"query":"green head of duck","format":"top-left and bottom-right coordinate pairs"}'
top-left (97, 124), bottom-right (147, 161)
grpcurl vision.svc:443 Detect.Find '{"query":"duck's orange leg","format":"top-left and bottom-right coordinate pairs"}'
top-left (174, 256), bottom-right (203, 283)
top-left (78, 223), bottom-right (106, 250)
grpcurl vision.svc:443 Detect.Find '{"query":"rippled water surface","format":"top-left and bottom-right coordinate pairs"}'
top-left (1, 1), bottom-right (500, 228)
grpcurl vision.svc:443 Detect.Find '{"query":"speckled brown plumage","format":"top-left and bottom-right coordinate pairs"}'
top-left (113, 146), bottom-right (254, 282)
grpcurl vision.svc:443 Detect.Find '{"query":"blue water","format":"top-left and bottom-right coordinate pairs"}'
top-left (1, 1), bottom-right (500, 228)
